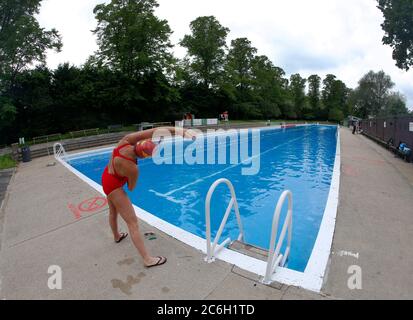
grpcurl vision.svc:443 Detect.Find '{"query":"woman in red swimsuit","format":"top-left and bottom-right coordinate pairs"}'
top-left (102, 127), bottom-right (194, 268)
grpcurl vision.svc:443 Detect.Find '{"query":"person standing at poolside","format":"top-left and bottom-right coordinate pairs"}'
top-left (352, 121), bottom-right (358, 135)
top-left (101, 127), bottom-right (194, 268)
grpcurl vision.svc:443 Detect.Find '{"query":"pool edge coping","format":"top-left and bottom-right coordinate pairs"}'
top-left (57, 124), bottom-right (340, 293)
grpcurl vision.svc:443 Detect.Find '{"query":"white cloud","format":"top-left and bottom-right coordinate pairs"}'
top-left (37, 0), bottom-right (413, 109)
top-left (36, 0), bottom-right (103, 68)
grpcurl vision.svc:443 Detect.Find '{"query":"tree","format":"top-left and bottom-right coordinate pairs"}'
top-left (0, 95), bottom-right (16, 133)
top-left (328, 108), bottom-right (344, 122)
top-left (322, 74), bottom-right (349, 119)
top-left (307, 74), bottom-right (321, 118)
top-left (331, 80), bottom-right (349, 115)
top-left (180, 16), bottom-right (229, 89)
top-left (92, 0), bottom-right (174, 80)
top-left (377, 0), bottom-right (413, 71)
top-left (352, 70), bottom-right (395, 117)
top-left (9, 65), bottom-right (54, 138)
top-left (0, 0), bottom-right (61, 90)
top-left (289, 73), bottom-right (307, 118)
top-left (0, 0), bottom-right (61, 144)
top-left (224, 38), bottom-right (257, 94)
top-left (382, 92), bottom-right (409, 116)
top-left (321, 74), bottom-right (336, 108)
top-left (221, 38), bottom-right (257, 117)
top-left (249, 55), bottom-right (284, 119)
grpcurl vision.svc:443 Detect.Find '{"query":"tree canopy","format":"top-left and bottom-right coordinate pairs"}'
top-left (350, 70), bottom-right (409, 118)
top-left (377, 0), bottom-right (413, 71)
top-left (92, 0), bottom-right (173, 79)
top-left (0, 0), bottom-right (62, 142)
top-left (0, 0), bottom-right (410, 145)
top-left (180, 16), bottom-right (229, 89)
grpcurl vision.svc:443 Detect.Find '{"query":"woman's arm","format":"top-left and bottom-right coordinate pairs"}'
top-left (123, 126), bottom-right (193, 145)
top-left (126, 164), bottom-right (139, 191)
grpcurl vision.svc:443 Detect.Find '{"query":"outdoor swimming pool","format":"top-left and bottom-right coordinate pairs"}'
top-left (65, 125), bottom-right (339, 280)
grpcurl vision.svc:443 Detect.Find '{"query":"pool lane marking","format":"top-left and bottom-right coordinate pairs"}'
top-left (151, 132), bottom-right (312, 199)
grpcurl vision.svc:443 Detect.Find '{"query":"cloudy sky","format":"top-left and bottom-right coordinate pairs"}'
top-left (37, 0), bottom-right (413, 109)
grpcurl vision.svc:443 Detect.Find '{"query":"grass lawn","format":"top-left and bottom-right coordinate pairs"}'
top-left (0, 154), bottom-right (16, 170)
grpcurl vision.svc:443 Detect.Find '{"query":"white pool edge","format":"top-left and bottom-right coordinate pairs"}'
top-left (58, 124), bottom-right (341, 293)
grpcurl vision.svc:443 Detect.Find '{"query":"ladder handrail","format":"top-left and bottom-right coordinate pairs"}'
top-left (53, 143), bottom-right (67, 160)
top-left (263, 190), bottom-right (293, 284)
top-left (205, 178), bottom-right (244, 263)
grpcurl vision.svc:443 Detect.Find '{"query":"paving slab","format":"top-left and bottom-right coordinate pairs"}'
top-left (205, 272), bottom-right (284, 300)
top-left (0, 211), bottom-right (232, 300)
top-left (323, 129), bottom-right (413, 300)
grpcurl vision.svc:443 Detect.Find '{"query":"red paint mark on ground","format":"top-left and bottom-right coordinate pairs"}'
top-left (78, 197), bottom-right (108, 213)
top-left (67, 197), bottom-right (108, 220)
top-left (67, 203), bottom-right (82, 220)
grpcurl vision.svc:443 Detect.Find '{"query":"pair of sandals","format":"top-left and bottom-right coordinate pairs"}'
top-left (114, 232), bottom-right (167, 268)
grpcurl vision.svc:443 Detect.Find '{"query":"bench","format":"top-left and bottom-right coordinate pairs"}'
top-left (137, 122), bottom-right (172, 131)
top-left (397, 144), bottom-right (412, 163)
top-left (387, 140), bottom-right (412, 163)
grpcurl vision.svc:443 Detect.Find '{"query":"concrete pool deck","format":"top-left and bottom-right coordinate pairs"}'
top-left (0, 128), bottom-right (412, 300)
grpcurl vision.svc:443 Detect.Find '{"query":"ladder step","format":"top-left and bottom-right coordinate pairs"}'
top-left (228, 240), bottom-right (269, 262)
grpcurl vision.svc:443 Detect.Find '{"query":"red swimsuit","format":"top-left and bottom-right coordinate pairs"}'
top-left (101, 144), bottom-right (137, 196)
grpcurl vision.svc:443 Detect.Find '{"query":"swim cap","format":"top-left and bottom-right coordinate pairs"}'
top-left (135, 139), bottom-right (157, 159)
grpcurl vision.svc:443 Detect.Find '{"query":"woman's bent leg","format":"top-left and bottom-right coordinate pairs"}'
top-left (108, 189), bottom-right (164, 267)
top-left (108, 198), bottom-right (121, 241)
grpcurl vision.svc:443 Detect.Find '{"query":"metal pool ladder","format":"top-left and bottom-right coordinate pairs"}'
top-left (53, 143), bottom-right (67, 160)
top-left (263, 190), bottom-right (293, 284)
top-left (205, 178), bottom-right (293, 285)
top-left (205, 178), bottom-right (245, 263)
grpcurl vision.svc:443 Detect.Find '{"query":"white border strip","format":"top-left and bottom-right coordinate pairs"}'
top-left (57, 125), bottom-right (340, 293)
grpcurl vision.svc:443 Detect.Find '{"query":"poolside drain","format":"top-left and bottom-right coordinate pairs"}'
top-left (228, 240), bottom-right (269, 262)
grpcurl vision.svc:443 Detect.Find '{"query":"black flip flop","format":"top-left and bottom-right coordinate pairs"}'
top-left (115, 232), bottom-right (128, 243)
top-left (145, 256), bottom-right (167, 268)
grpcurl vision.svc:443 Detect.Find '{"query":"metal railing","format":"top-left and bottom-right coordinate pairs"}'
top-left (32, 133), bottom-right (62, 145)
top-left (69, 128), bottom-right (100, 138)
top-left (205, 178), bottom-right (245, 263)
top-left (53, 143), bottom-right (67, 160)
top-left (263, 190), bottom-right (293, 284)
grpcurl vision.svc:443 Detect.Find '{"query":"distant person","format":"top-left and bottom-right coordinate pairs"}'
top-left (352, 121), bottom-right (357, 134)
top-left (101, 127), bottom-right (195, 268)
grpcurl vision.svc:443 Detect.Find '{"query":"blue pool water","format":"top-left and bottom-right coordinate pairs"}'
top-left (68, 125), bottom-right (337, 272)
